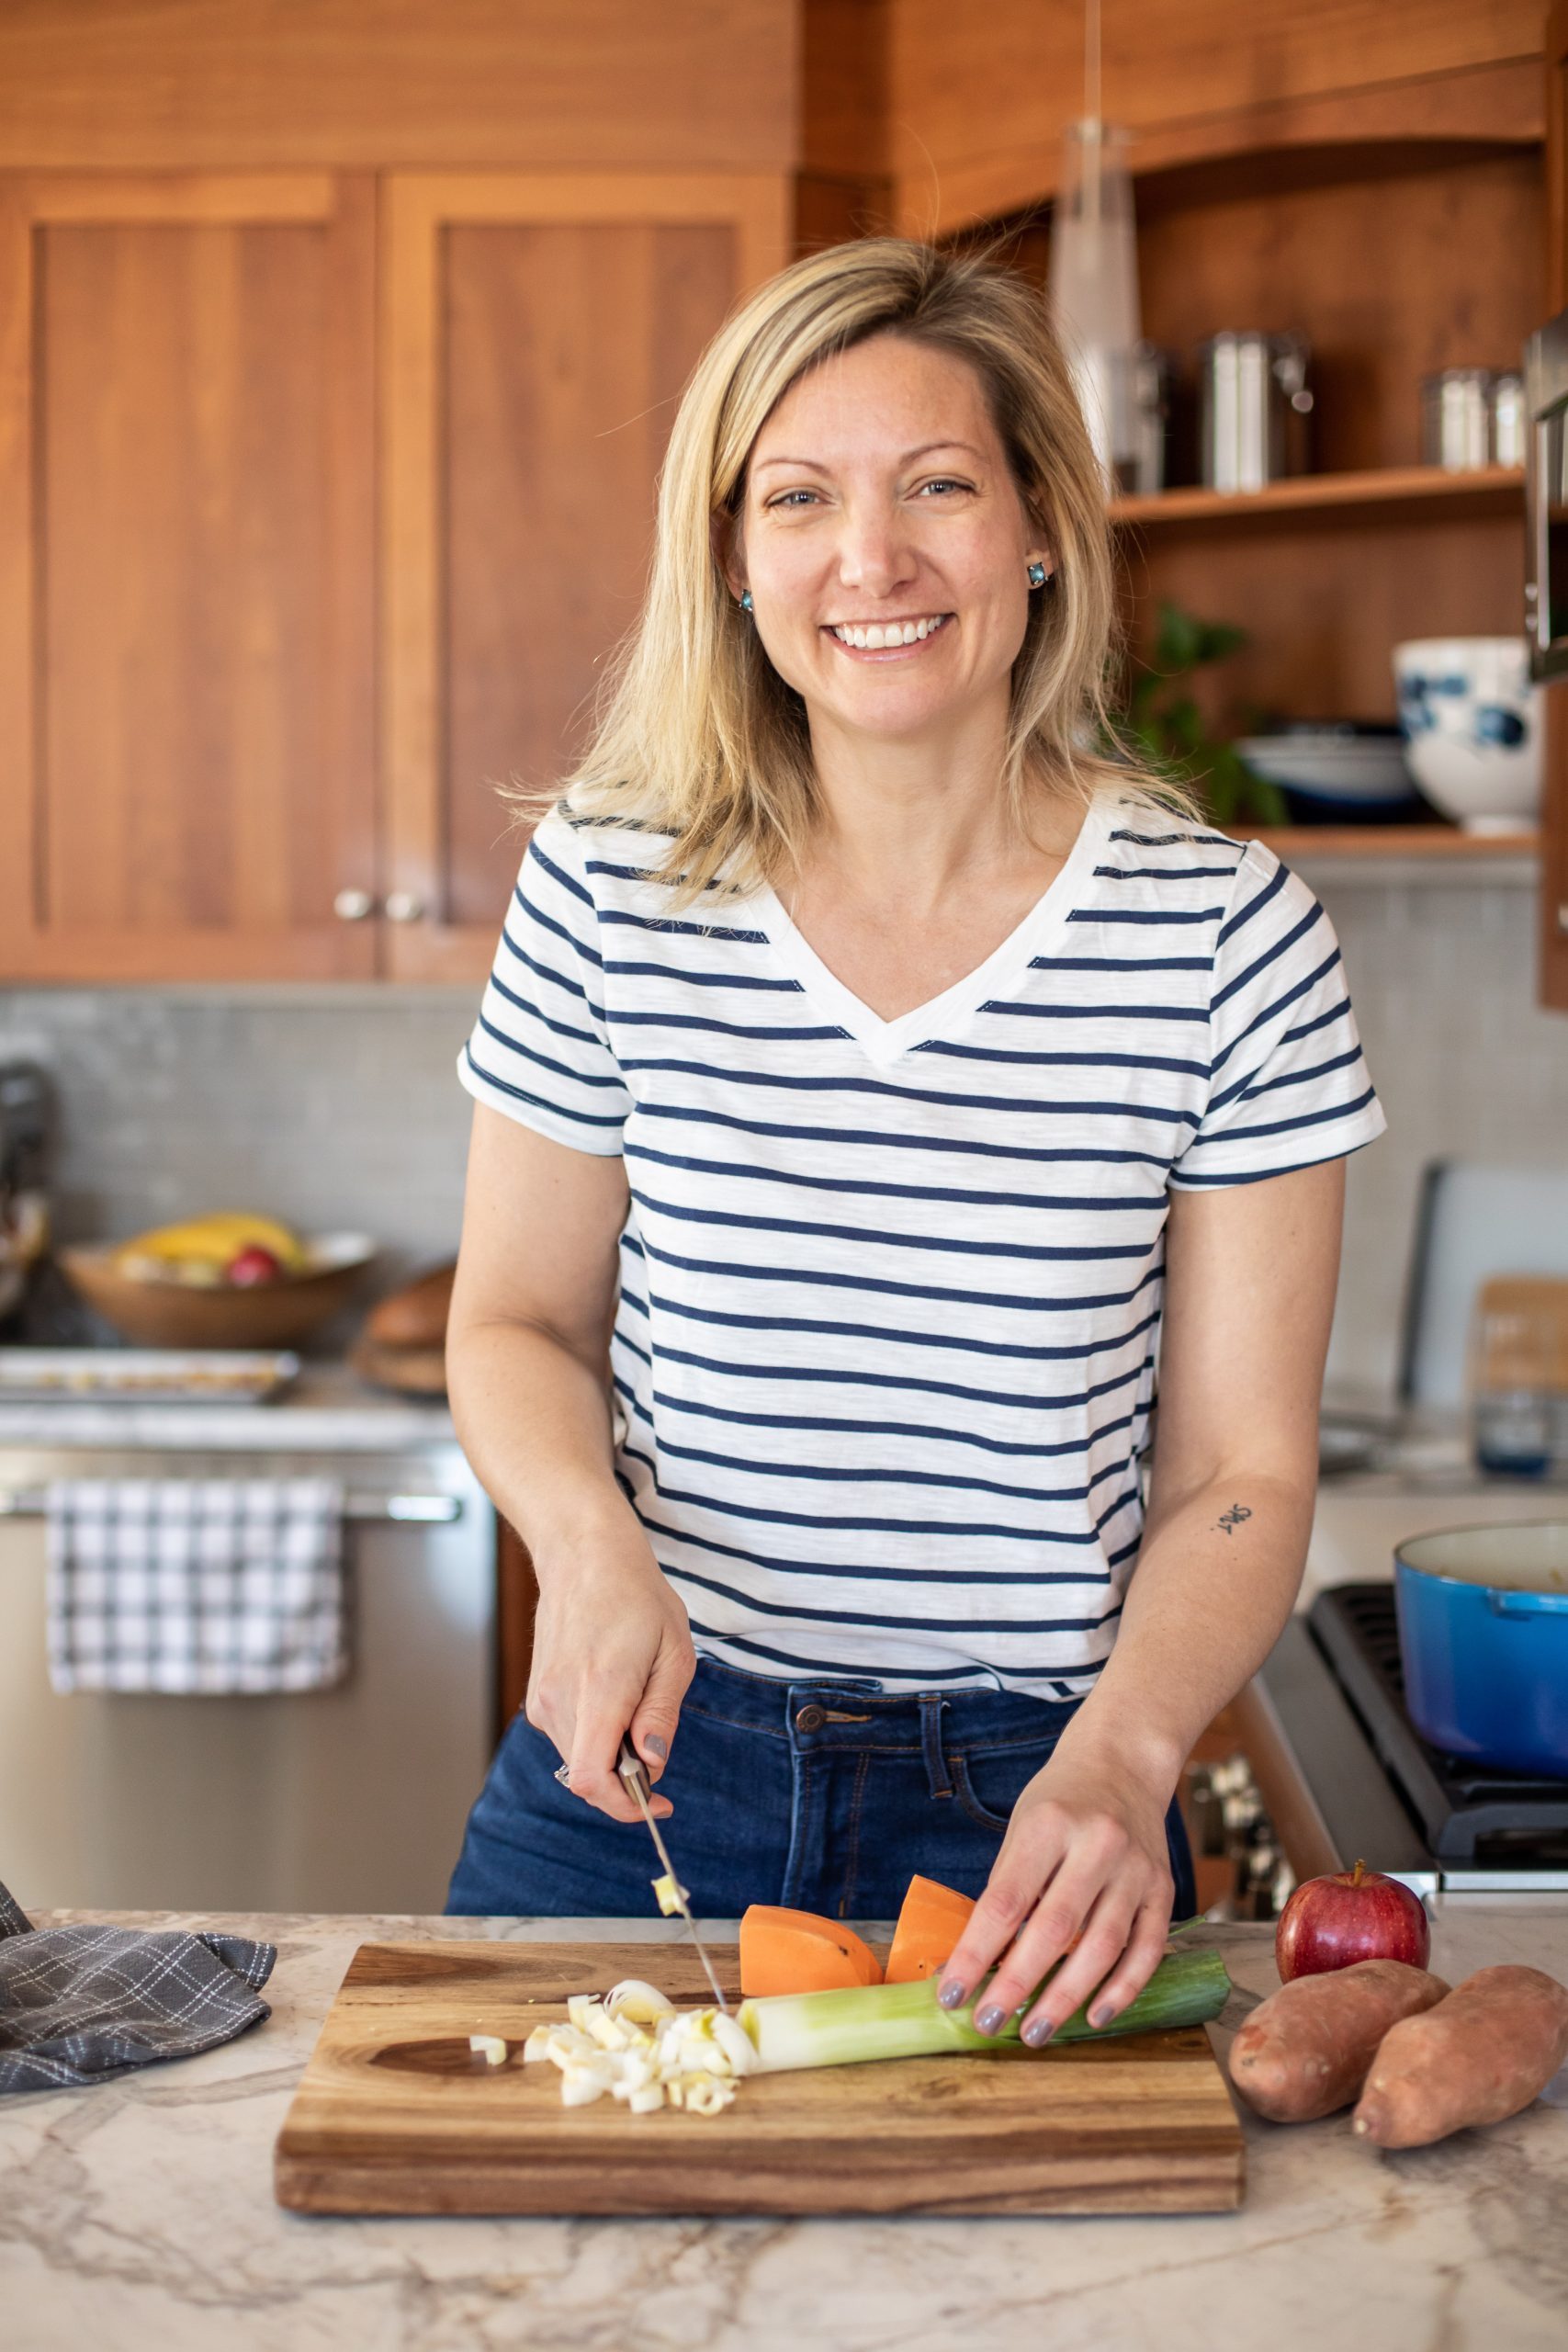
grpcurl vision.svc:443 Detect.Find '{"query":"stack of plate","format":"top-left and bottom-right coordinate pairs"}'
top-left (1235, 723), bottom-right (1426, 825)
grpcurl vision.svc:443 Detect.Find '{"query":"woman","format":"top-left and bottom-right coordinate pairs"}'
top-left (444, 238), bottom-right (1386, 2049)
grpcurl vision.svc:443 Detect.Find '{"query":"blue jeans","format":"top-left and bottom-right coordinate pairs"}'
top-left (446, 1654), bottom-right (1197, 1923)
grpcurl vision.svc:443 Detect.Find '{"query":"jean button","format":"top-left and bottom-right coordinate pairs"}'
top-left (794, 1703), bottom-right (827, 1732)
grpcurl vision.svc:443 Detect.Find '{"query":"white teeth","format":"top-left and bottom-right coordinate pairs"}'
top-left (830, 615), bottom-right (947, 649)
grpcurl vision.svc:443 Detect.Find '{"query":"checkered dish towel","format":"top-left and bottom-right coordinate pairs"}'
top-left (0, 1878), bottom-right (276, 2093)
top-left (45, 1476), bottom-right (349, 1694)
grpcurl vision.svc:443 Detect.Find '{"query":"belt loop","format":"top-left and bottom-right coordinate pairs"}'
top-left (919, 1695), bottom-right (953, 1799)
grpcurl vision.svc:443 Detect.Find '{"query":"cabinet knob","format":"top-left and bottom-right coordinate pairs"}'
top-left (333, 888), bottom-right (375, 922)
top-left (384, 890), bottom-right (425, 923)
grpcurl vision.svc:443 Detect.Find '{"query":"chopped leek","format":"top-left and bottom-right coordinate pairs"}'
top-left (738, 1946), bottom-right (1232, 2073)
top-left (650, 1871), bottom-right (688, 1917)
top-left (468, 2032), bottom-right (507, 2066)
top-left (522, 1979), bottom-right (755, 2117)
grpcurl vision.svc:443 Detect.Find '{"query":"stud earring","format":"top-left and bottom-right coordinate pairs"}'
top-left (739, 589), bottom-right (754, 612)
top-left (1027, 561), bottom-right (1049, 589)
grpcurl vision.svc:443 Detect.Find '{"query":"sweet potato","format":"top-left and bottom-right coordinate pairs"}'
top-left (1352, 1964), bottom-right (1568, 2149)
top-left (1226, 1959), bottom-right (1450, 2122)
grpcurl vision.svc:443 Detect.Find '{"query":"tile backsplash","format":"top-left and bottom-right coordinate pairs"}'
top-left (2, 863), bottom-right (1564, 1396)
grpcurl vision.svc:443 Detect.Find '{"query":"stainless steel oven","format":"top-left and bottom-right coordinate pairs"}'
top-left (0, 1438), bottom-right (495, 1915)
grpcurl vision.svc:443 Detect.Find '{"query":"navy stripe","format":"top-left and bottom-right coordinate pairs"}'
top-left (1242, 1044), bottom-right (1364, 1102)
top-left (637, 1509), bottom-right (1128, 1589)
top-left (604, 958), bottom-right (803, 992)
top-left (474, 1007), bottom-right (626, 1091)
top-left (628, 1183), bottom-right (1155, 1262)
top-left (617, 1373), bottom-right (1142, 1460)
top-left (518, 886), bottom-right (605, 970)
top-left (1217, 859), bottom-right (1288, 948)
top-left (644, 1288), bottom-right (1163, 1367)
top-left (1211, 949), bottom-right (1345, 1083)
top-left (625, 1137), bottom-right (1166, 1217)
top-left (494, 928), bottom-right (605, 1020)
top-left (615, 1008), bottom-right (848, 1042)
top-left (1183, 1084), bottom-right (1378, 1151)
top-left (1066, 904), bottom-right (1227, 927)
top-left (636, 1101), bottom-right (1180, 1179)
top-left (599, 908), bottom-right (771, 943)
top-left (618, 1055), bottom-right (1201, 1127)
top-left (629, 1337), bottom-right (1156, 1416)
top-left (528, 835), bottom-right (595, 911)
top-left (917, 1040), bottom-right (1212, 1079)
top-left (637, 1234), bottom-right (1164, 1317)
top-left (462, 1041), bottom-right (625, 1131)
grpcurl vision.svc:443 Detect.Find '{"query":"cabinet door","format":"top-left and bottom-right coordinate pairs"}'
top-left (0, 174), bottom-right (377, 980)
top-left (380, 173), bottom-right (789, 982)
top-left (1546, 6), bottom-right (1568, 1012)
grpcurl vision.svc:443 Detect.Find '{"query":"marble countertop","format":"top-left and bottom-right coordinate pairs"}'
top-left (4, 1905), bottom-right (1566, 2352)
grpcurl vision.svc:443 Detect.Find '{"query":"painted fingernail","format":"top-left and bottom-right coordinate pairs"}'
top-left (645, 1734), bottom-right (668, 1759)
top-left (937, 1979), bottom-right (968, 2010)
top-left (1021, 2017), bottom-right (1055, 2049)
top-left (975, 2004), bottom-right (1007, 2035)
top-left (1089, 2002), bottom-right (1116, 2029)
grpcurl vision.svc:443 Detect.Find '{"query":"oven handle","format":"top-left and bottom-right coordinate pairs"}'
top-left (0, 1486), bottom-right (463, 1523)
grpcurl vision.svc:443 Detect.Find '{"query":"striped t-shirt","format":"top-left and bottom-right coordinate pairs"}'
top-left (457, 786), bottom-right (1386, 1700)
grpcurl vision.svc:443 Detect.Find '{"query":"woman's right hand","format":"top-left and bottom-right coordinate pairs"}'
top-left (525, 1507), bottom-right (696, 1824)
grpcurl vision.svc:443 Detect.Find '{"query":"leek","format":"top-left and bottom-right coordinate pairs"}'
top-left (739, 1945), bottom-right (1230, 2073)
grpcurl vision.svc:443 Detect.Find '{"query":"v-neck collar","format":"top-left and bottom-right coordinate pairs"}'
top-left (744, 790), bottom-right (1116, 1069)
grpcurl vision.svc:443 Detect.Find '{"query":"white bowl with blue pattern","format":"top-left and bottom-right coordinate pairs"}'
top-left (1392, 637), bottom-right (1541, 831)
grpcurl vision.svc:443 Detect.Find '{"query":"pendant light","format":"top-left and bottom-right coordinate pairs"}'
top-left (1047, 0), bottom-right (1141, 494)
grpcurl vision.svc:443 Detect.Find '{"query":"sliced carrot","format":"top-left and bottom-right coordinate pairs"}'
top-left (739, 1905), bottom-right (885, 1996)
top-left (883, 1874), bottom-right (976, 1984)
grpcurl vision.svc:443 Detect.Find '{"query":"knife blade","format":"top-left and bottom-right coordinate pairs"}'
top-left (616, 1735), bottom-right (730, 2013)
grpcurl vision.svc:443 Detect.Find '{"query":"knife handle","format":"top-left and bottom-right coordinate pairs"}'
top-left (616, 1734), bottom-right (650, 1800)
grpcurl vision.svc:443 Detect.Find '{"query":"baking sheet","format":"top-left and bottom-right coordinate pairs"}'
top-left (0, 1348), bottom-right (301, 1403)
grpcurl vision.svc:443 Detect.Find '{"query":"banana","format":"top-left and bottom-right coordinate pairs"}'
top-left (114, 1212), bottom-right (308, 1274)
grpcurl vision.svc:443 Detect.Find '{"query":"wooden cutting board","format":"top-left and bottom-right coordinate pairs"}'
top-left (274, 1940), bottom-right (1245, 2217)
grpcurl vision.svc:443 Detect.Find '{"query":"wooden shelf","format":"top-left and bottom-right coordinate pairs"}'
top-left (1247, 825), bottom-right (1539, 856)
top-left (1110, 465), bottom-right (1524, 528)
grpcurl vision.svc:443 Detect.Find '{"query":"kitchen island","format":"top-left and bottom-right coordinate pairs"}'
top-left (3, 1905), bottom-right (1565, 2351)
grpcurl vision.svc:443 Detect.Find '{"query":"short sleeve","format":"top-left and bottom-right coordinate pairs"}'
top-left (1168, 842), bottom-right (1387, 1189)
top-left (456, 809), bottom-right (632, 1156)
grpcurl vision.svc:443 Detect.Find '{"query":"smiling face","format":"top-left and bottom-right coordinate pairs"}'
top-left (720, 333), bottom-right (1051, 750)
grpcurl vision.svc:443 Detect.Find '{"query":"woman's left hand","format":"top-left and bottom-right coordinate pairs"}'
top-left (936, 1747), bottom-right (1178, 2044)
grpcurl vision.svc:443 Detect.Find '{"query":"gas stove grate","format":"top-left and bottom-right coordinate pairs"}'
top-left (1308, 1584), bottom-right (1568, 1862)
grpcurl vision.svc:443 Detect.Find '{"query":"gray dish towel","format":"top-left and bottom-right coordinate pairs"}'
top-left (0, 1880), bottom-right (276, 2093)
top-left (45, 1475), bottom-right (349, 1694)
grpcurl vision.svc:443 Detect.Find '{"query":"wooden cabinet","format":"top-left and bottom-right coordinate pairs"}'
top-left (380, 174), bottom-right (787, 981)
top-left (0, 167), bottom-right (786, 985)
top-left (1542, 0), bottom-right (1568, 1010)
top-left (0, 172), bottom-right (378, 980)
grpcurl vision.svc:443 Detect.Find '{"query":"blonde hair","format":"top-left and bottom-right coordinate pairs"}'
top-left (500, 233), bottom-right (1205, 910)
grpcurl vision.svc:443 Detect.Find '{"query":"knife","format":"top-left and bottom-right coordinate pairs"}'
top-left (616, 1734), bottom-right (730, 2013)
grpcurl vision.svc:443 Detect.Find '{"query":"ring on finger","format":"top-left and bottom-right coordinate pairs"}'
top-left (553, 1761), bottom-right (571, 1786)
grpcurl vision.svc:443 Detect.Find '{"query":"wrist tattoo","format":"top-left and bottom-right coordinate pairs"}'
top-left (1216, 1501), bottom-right (1252, 1538)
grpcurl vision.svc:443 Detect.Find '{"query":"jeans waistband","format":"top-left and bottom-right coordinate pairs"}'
top-left (686, 1650), bottom-right (1084, 1749)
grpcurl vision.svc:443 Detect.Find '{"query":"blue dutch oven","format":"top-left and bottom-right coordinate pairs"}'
top-left (1393, 1521), bottom-right (1568, 1777)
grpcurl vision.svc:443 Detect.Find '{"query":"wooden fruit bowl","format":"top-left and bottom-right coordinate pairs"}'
top-left (59, 1233), bottom-right (378, 1350)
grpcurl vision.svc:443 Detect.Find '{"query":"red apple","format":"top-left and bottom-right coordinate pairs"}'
top-left (1275, 1859), bottom-right (1430, 1982)
top-left (225, 1244), bottom-right (285, 1287)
